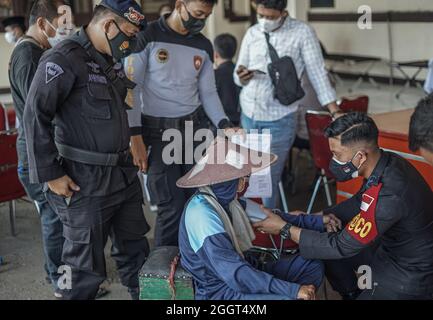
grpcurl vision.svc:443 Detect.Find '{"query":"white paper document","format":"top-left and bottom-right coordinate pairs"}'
top-left (232, 133), bottom-right (273, 199)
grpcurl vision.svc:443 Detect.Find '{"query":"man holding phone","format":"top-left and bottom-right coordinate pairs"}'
top-left (234, 0), bottom-right (341, 208)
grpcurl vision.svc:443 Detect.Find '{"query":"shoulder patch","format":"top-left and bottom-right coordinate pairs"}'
top-left (345, 183), bottom-right (382, 244)
top-left (194, 55), bottom-right (203, 71)
top-left (46, 62), bottom-right (64, 84)
top-left (156, 48), bottom-right (169, 63)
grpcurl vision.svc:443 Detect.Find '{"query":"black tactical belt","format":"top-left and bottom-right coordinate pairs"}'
top-left (55, 142), bottom-right (130, 167)
top-left (141, 108), bottom-right (202, 130)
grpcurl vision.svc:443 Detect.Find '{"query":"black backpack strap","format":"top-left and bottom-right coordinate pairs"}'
top-left (264, 33), bottom-right (280, 63)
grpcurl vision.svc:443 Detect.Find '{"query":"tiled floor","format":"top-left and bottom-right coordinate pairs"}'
top-left (336, 78), bottom-right (425, 114)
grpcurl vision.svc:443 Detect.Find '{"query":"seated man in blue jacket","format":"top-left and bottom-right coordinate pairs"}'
top-left (177, 136), bottom-right (340, 300)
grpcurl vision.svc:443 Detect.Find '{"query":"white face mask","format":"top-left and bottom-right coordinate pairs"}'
top-left (5, 31), bottom-right (17, 44)
top-left (257, 16), bottom-right (283, 33)
top-left (43, 20), bottom-right (72, 48)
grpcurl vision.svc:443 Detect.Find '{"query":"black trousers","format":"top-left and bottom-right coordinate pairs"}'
top-left (46, 178), bottom-right (150, 300)
top-left (143, 123), bottom-right (210, 247)
top-left (324, 244), bottom-right (377, 296)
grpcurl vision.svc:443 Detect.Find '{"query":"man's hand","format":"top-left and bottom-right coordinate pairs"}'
top-left (236, 65), bottom-right (254, 86)
top-left (223, 127), bottom-right (246, 140)
top-left (47, 175), bottom-right (80, 198)
top-left (130, 135), bottom-right (148, 172)
top-left (323, 214), bottom-right (342, 233)
top-left (326, 102), bottom-right (344, 120)
top-left (252, 206), bottom-right (286, 235)
top-left (297, 285), bottom-right (316, 300)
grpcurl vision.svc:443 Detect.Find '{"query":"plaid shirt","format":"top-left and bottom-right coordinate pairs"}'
top-left (234, 17), bottom-right (336, 122)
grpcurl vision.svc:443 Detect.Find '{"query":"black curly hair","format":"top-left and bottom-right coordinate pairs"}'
top-left (325, 112), bottom-right (379, 148)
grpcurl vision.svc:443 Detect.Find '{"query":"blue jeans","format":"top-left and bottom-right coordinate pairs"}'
top-left (18, 165), bottom-right (64, 289)
top-left (241, 112), bottom-right (297, 208)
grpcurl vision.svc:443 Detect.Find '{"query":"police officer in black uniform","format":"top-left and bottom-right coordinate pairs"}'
top-left (254, 113), bottom-right (433, 300)
top-left (23, 0), bottom-right (150, 300)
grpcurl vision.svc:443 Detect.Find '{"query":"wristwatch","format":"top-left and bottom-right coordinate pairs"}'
top-left (280, 223), bottom-right (293, 240)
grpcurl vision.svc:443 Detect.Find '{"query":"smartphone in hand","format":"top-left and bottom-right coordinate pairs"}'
top-left (249, 69), bottom-right (267, 75)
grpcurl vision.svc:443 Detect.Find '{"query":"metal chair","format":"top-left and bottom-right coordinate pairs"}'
top-left (249, 196), bottom-right (298, 260)
top-left (0, 129), bottom-right (26, 236)
top-left (391, 60), bottom-right (428, 98)
top-left (305, 111), bottom-right (334, 214)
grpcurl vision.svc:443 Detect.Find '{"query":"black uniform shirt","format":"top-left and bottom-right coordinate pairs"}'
top-left (299, 151), bottom-right (433, 295)
top-left (8, 36), bottom-right (44, 167)
top-left (23, 28), bottom-right (137, 196)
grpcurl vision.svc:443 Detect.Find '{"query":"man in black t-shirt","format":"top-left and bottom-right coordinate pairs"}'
top-left (8, 0), bottom-right (71, 299)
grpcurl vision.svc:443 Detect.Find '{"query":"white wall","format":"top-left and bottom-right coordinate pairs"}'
top-left (297, 0), bottom-right (433, 79)
top-left (3, 0), bottom-right (433, 88)
top-left (0, 36), bottom-right (15, 88)
top-left (204, 0), bottom-right (251, 56)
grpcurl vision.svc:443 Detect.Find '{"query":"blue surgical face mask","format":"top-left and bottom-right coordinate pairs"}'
top-left (329, 151), bottom-right (363, 182)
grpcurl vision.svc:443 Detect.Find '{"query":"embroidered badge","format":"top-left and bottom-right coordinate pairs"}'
top-left (360, 193), bottom-right (375, 212)
top-left (119, 41), bottom-right (130, 51)
top-left (156, 49), bottom-right (169, 63)
top-left (124, 7), bottom-right (145, 25)
top-left (86, 62), bottom-right (100, 74)
top-left (88, 74), bottom-right (108, 84)
top-left (194, 55), bottom-right (203, 71)
top-left (46, 62), bottom-right (64, 84)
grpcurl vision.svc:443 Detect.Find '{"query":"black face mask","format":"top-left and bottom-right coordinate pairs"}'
top-left (329, 152), bottom-right (362, 182)
top-left (180, 4), bottom-right (206, 35)
top-left (106, 21), bottom-right (137, 61)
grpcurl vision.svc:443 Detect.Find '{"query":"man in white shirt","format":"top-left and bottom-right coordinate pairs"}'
top-left (234, 0), bottom-right (341, 208)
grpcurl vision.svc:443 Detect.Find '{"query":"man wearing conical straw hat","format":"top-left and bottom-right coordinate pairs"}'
top-left (177, 136), bottom-right (327, 300)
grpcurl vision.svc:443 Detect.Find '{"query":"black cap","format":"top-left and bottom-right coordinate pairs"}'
top-left (2, 16), bottom-right (26, 30)
top-left (99, 0), bottom-right (147, 29)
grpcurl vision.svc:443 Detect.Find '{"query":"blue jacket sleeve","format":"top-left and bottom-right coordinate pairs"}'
top-left (198, 233), bottom-right (300, 299)
top-left (280, 213), bottom-right (325, 232)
